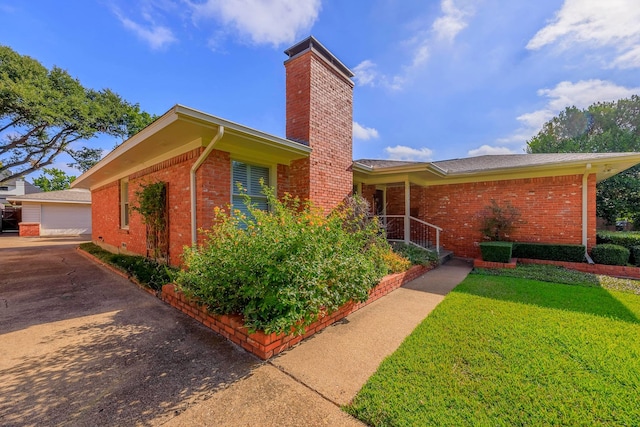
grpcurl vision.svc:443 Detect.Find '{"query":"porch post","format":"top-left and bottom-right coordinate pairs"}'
top-left (404, 178), bottom-right (410, 244)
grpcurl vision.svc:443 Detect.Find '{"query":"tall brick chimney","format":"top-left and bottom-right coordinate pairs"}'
top-left (284, 36), bottom-right (354, 213)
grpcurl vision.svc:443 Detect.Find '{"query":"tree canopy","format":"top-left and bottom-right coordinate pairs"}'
top-left (32, 167), bottom-right (75, 192)
top-left (527, 95), bottom-right (640, 224)
top-left (0, 45), bottom-right (156, 182)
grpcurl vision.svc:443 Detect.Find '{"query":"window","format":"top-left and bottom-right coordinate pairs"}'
top-left (120, 178), bottom-right (129, 229)
top-left (232, 161), bottom-right (269, 217)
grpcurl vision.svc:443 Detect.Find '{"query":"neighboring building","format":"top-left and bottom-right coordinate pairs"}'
top-left (0, 178), bottom-right (41, 207)
top-left (71, 36), bottom-right (640, 264)
top-left (8, 189), bottom-right (91, 236)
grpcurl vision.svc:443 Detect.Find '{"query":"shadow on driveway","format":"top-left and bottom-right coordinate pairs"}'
top-left (0, 240), bottom-right (261, 426)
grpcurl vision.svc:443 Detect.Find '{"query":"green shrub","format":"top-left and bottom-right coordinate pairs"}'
top-left (596, 231), bottom-right (640, 249)
top-left (590, 244), bottom-right (630, 266)
top-left (175, 187), bottom-right (402, 335)
top-left (630, 246), bottom-right (640, 267)
top-left (512, 242), bottom-right (585, 262)
top-left (597, 231), bottom-right (640, 264)
top-left (390, 242), bottom-right (438, 267)
top-left (480, 242), bottom-right (513, 263)
top-left (78, 242), bottom-right (173, 290)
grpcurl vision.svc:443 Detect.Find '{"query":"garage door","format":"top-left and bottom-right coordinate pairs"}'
top-left (41, 204), bottom-right (91, 236)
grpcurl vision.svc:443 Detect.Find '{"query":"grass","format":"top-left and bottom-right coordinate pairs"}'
top-left (475, 263), bottom-right (640, 295)
top-left (346, 271), bottom-right (640, 426)
top-left (79, 242), bottom-right (174, 291)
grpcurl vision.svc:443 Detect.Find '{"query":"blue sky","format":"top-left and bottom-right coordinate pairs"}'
top-left (2, 0), bottom-right (640, 177)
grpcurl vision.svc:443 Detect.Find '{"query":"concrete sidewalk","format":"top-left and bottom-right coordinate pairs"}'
top-left (166, 258), bottom-right (472, 426)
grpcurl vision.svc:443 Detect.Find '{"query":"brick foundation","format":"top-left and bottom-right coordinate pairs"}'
top-left (161, 264), bottom-right (431, 360)
top-left (18, 222), bottom-right (39, 237)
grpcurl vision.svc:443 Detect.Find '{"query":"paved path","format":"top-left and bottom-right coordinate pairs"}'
top-left (167, 258), bottom-right (473, 426)
top-left (0, 235), bottom-right (260, 426)
top-left (1, 234), bottom-right (472, 426)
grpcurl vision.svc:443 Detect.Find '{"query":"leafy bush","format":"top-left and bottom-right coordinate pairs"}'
top-left (596, 231), bottom-right (640, 249)
top-left (477, 200), bottom-right (522, 241)
top-left (480, 241), bottom-right (513, 263)
top-left (597, 231), bottom-right (640, 264)
top-left (175, 187), bottom-right (404, 335)
top-left (631, 246), bottom-right (640, 267)
top-left (390, 242), bottom-right (438, 267)
top-left (590, 244), bottom-right (630, 266)
top-left (512, 242), bottom-right (585, 262)
top-left (79, 242), bottom-right (173, 290)
top-left (378, 248), bottom-right (411, 273)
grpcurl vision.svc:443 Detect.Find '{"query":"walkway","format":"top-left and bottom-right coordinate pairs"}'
top-left (166, 258), bottom-right (472, 426)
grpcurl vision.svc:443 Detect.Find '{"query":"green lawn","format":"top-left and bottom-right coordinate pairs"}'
top-left (346, 270), bottom-right (640, 426)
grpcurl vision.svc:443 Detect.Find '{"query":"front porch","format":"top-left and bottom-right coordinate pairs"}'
top-left (356, 175), bottom-right (451, 263)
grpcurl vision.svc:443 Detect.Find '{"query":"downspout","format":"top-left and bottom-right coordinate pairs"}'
top-left (190, 126), bottom-right (225, 245)
top-left (404, 178), bottom-right (410, 244)
top-left (583, 163), bottom-right (594, 264)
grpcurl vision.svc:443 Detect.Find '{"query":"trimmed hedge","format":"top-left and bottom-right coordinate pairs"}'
top-left (596, 231), bottom-right (640, 249)
top-left (597, 231), bottom-right (640, 264)
top-left (512, 242), bottom-right (586, 263)
top-left (480, 242), bottom-right (513, 263)
top-left (590, 244), bottom-right (630, 266)
top-left (631, 246), bottom-right (640, 267)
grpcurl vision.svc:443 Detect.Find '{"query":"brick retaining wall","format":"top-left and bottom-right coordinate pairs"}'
top-left (161, 264), bottom-right (431, 360)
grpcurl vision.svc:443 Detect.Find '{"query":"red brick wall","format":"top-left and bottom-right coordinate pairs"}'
top-left (18, 222), bottom-right (39, 237)
top-left (285, 49), bottom-right (353, 213)
top-left (91, 148), bottom-right (236, 266)
top-left (92, 144), bottom-right (315, 265)
top-left (382, 174), bottom-right (597, 258)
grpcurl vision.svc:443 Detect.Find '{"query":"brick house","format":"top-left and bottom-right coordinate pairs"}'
top-left (71, 36), bottom-right (640, 264)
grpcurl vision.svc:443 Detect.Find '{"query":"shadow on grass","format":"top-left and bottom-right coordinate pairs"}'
top-left (455, 275), bottom-right (640, 324)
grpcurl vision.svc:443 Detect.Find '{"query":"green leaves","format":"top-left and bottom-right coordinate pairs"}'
top-left (31, 167), bottom-right (75, 191)
top-left (0, 45), bottom-right (157, 181)
top-left (175, 187), bottom-right (401, 335)
top-left (526, 95), bottom-right (640, 224)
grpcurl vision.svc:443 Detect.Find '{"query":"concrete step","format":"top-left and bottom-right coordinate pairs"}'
top-left (437, 249), bottom-right (454, 265)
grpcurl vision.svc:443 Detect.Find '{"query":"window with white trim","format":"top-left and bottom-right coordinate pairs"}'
top-left (120, 178), bottom-right (129, 229)
top-left (231, 161), bottom-right (269, 217)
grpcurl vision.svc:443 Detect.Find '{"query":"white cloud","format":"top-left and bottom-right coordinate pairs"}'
top-left (385, 145), bottom-right (434, 161)
top-left (468, 145), bottom-right (516, 157)
top-left (432, 0), bottom-right (472, 42)
top-left (498, 79), bottom-right (640, 146)
top-left (353, 121), bottom-right (379, 140)
top-left (612, 45), bottom-right (640, 69)
top-left (527, 0), bottom-right (640, 69)
top-left (353, 60), bottom-right (378, 87)
top-left (114, 9), bottom-right (176, 50)
top-left (354, 0), bottom-right (474, 91)
top-left (190, 0), bottom-right (321, 47)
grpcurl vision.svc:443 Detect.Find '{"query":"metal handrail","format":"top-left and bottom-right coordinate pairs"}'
top-left (374, 214), bottom-right (441, 254)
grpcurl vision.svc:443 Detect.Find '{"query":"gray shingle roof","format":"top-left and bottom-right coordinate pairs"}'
top-left (8, 189), bottom-right (91, 203)
top-left (355, 153), bottom-right (640, 174)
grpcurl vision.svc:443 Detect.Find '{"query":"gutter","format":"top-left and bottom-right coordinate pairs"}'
top-left (583, 163), bottom-right (594, 264)
top-left (190, 126), bottom-right (225, 245)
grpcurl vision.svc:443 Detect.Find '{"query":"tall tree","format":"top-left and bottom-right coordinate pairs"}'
top-left (0, 45), bottom-right (157, 181)
top-left (527, 95), bottom-right (640, 225)
top-left (32, 167), bottom-right (75, 191)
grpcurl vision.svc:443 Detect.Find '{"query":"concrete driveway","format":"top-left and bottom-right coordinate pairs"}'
top-left (0, 235), bottom-right (261, 426)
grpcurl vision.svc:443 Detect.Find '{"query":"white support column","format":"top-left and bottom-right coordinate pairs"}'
top-left (404, 178), bottom-right (410, 244)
